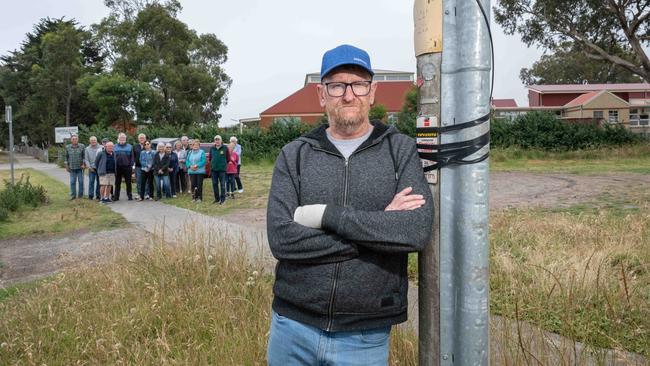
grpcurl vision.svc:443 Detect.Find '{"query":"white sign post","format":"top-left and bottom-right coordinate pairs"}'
top-left (55, 126), bottom-right (79, 144)
top-left (5, 105), bottom-right (14, 185)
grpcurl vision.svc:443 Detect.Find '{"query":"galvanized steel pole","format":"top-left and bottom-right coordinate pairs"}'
top-left (5, 105), bottom-right (15, 185)
top-left (415, 0), bottom-right (491, 364)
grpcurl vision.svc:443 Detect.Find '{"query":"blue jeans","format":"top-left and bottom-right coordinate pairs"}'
top-left (69, 169), bottom-right (84, 198)
top-left (155, 175), bottom-right (171, 199)
top-left (267, 311), bottom-right (391, 366)
top-left (88, 170), bottom-right (100, 199)
top-left (226, 173), bottom-right (237, 194)
top-left (135, 168), bottom-right (143, 198)
top-left (211, 171), bottom-right (226, 202)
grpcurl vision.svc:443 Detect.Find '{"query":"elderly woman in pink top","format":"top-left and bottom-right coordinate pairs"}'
top-left (226, 142), bottom-right (239, 199)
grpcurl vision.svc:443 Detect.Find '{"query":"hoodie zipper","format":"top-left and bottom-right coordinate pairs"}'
top-left (310, 137), bottom-right (385, 332)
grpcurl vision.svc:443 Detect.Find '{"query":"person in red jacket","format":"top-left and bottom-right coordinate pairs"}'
top-left (226, 142), bottom-right (239, 199)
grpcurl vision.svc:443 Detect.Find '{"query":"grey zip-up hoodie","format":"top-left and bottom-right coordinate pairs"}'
top-left (267, 120), bottom-right (434, 332)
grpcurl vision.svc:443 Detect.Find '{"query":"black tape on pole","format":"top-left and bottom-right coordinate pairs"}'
top-left (416, 113), bottom-right (490, 170)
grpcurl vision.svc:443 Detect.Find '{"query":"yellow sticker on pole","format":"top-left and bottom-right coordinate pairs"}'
top-left (414, 0), bottom-right (443, 56)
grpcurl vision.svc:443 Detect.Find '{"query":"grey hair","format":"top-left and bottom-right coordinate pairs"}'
top-left (230, 136), bottom-right (238, 143)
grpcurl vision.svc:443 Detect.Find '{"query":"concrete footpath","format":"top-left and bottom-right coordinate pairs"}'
top-left (0, 154), bottom-right (273, 267)
top-left (1, 153), bottom-right (646, 365)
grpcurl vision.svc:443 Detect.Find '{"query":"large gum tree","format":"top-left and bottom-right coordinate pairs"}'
top-left (495, 0), bottom-right (650, 83)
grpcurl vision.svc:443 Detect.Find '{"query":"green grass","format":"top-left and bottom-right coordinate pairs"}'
top-left (0, 278), bottom-right (49, 302)
top-left (491, 144), bottom-right (650, 174)
top-left (0, 151), bottom-right (11, 164)
top-left (0, 169), bottom-right (128, 239)
top-left (166, 162), bottom-right (273, 215)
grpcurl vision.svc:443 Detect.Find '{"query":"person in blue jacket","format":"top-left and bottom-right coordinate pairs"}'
top-left (186, 139), bottom-right (206, 202)
top-left (138, 141), bottom-right (155, 200)
top-left (113, 132), bottom-right (134, 201)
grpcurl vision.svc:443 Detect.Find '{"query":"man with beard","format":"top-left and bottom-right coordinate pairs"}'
top-left (266, 44), bottom-right (434, 365)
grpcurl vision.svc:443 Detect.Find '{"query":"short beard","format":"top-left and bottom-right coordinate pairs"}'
top-left (328, 109), bottom-right (366, 135)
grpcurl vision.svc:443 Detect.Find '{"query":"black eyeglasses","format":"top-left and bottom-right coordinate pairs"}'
top-left (323, 81), bottom-right (372, 97)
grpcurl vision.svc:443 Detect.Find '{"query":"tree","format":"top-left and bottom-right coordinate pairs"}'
top-left (520, 43), bottom-right (643, 85)
top-left (494, 0), bottom-right (650, 82)
top-left (95, 2), bottom-right (231, 126)
top-left (369, 104), bottom-right (387, 121)
top-left (0, 18), bottom-right (104, 145)
top-left (396, 86), bottom-right (418, 137)
top-left (39, 23), bottom-right (84, 126)
top-left (81, 74), bottom-right (158, 128)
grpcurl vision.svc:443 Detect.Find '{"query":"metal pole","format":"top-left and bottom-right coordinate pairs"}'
top-left (5, 105), bottom-right (14, 185)
top-left (415, 0), bottom-right (491, 364)
top-left (439, 0), bottom-right (491, 364)
top-left (414, 1), bottom-right (443, 365)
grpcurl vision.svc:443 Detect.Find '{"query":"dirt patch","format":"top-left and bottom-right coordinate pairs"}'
top-left (222, 172), bottom-right (650, 231)
top-left (489, 172), bottom-right (650, 209)
top-left (0, 228), bottom-right (141, 287)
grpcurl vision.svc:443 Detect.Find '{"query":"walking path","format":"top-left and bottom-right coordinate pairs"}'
top-left (1, 153), bottom-right (646, 365)
top-left (0, 154), bottom-right (274, 266)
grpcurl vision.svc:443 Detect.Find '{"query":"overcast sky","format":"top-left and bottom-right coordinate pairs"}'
top-left (1, 0), bottom-right (544, 127)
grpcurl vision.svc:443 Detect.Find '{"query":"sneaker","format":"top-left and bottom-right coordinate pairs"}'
top-left (197, 199), bottom-right (202, 202)
top-left (219, 200), bottom-right (224, 205)
top-left (172, 195), bottom-right (177, 198)
top-left (128, 197), bottom-right (133, 201)
top-left (238, 189), bottom-right (243, 193)
top-left (70, 197), bottom-right (76, 201)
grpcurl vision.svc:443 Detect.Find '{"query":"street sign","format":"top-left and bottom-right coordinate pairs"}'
top-left (4, 105), bottom-right (11, 123)
top-left (55, 126), bottom-right (79, 143)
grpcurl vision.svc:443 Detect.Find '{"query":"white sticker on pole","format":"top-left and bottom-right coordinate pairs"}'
top-left (416, 116), bottom-right (438, 184)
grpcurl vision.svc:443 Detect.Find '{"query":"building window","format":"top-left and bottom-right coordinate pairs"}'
top-left (386, 75), bottom-right (412, 81)
top-left (608, 110), bottom-right (619, 123)
top-left (309, 76), bottom-right (321, 83)
top-left (273, 116), bottom-right (301, 126)
top-left (593, 110), bottom-right (604, 120)
top-left (630, 108), bottom-right (649, 126)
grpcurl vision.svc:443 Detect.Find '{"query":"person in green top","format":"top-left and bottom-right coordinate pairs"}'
top-left (209, 135), bottom-right (230, 204)
top-left (64, 134), bottom-right (86, 200)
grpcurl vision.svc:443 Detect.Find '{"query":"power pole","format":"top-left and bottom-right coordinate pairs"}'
top-left (5, 105), bottom-right (15, 186)
top-left (415, 0), bottom-right (492, 364)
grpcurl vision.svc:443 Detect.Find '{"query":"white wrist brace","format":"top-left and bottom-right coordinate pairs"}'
top-left (293, 204), bottom-right (327, 229)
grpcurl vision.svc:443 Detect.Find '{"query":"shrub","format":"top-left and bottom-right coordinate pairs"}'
top-left (0, 174), bottom-right (48, 221)
top-left (0, 206), bottom-right (7, 222)
top-left (492, 112), bottom-right (643, 151)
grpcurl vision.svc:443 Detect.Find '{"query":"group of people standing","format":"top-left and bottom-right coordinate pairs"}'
top-left (64, 133), bottom-right (243, 204)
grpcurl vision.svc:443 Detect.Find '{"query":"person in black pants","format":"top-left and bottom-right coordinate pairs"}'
top-left (113, 133), bottom-right (134, 201)
top-left (186, 140), bottom-right (206, 202)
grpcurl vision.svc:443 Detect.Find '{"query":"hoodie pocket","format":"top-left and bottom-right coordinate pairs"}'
top-left (333, 253), bottom-right (406, 315)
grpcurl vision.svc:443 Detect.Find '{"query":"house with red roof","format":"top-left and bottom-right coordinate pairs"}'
top-left (492, 83), bottom-right (650, 132)
top-left (258, 70), bottom-right (414, 128)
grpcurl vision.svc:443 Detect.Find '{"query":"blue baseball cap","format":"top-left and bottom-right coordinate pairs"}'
top-left (320, 44), bottom-right (374, 79)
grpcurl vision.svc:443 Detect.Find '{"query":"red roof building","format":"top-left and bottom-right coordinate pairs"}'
top-left (492, 83), bottom-right (650, 134)
top-left (491, 99), bottom-right (518, 108)
top-left (528, 83), bottom-right (650, 107)
top-left (259, 70), bottom-right (414, 128)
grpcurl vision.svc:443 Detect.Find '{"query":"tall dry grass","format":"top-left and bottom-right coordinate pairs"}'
top-left (0, 230), bottom-right (272, 365)
top-left (0, 227), bottom-right (420, 365)
top-left (490, 199), bottom-right (650, 361)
